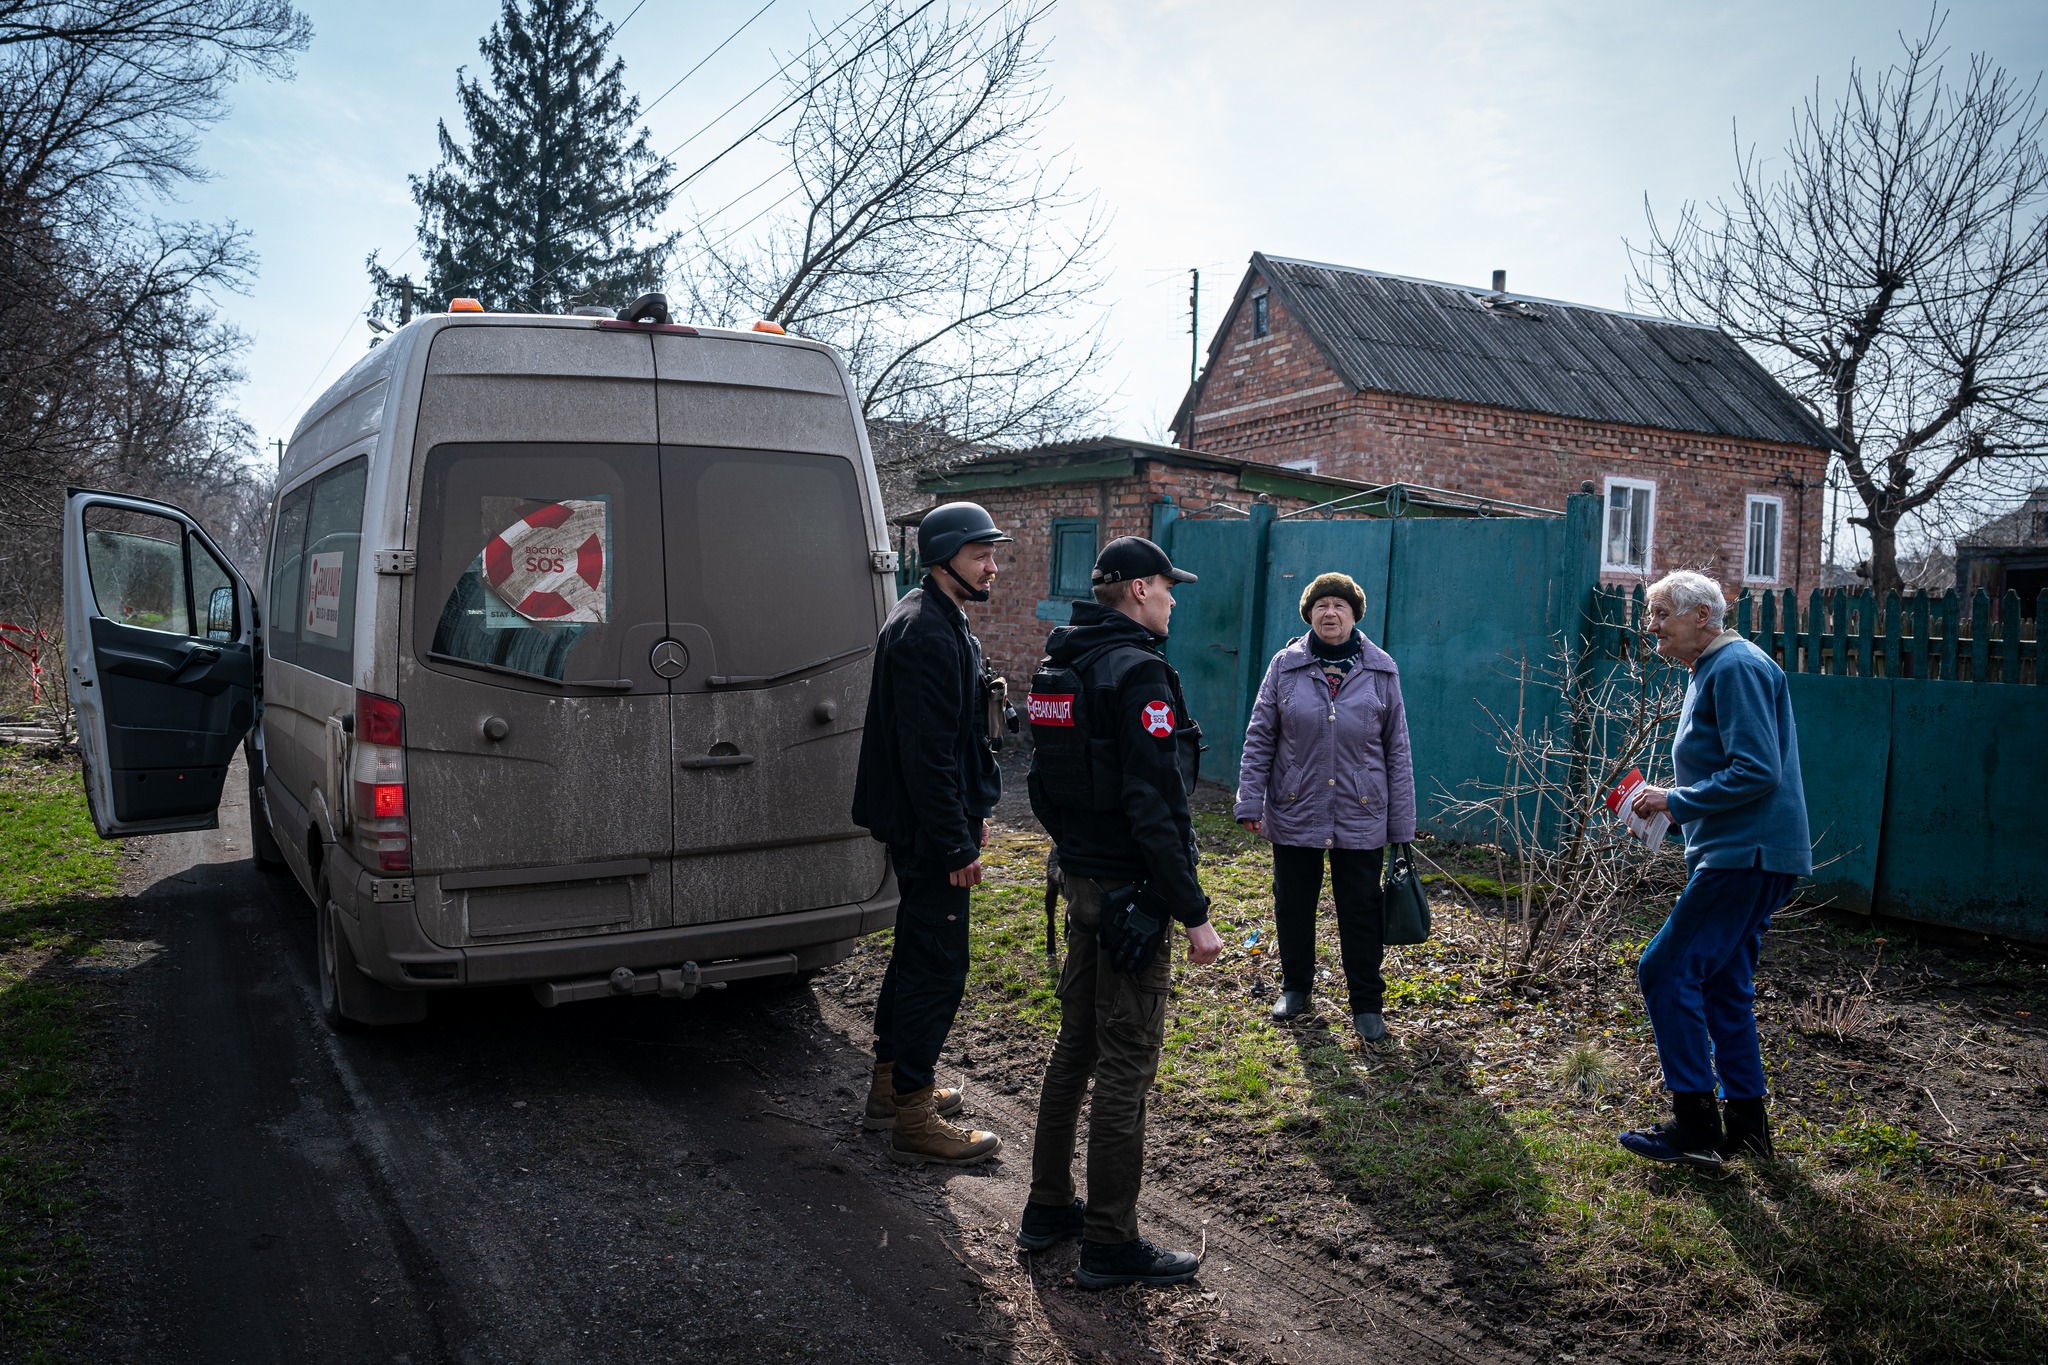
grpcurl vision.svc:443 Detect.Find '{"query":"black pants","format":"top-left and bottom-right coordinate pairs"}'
top-left (872, 845), bottom-right (971, 1094)
top-left (1272, 843), bottom-right (1386, 1015)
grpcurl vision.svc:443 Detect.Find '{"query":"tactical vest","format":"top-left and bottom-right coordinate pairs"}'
top-left (1028, 644), bottom-right (1201, 810)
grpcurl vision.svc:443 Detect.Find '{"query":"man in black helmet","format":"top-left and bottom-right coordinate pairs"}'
top-left (1016, 535), bottom-right (1224, 1288)
top-left (850, 501), bottom-right (1010, 1165)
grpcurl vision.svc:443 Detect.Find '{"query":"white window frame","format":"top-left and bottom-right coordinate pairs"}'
top-left (1251, 291), bottom-right (1270, 338)
top-left (1602, 476), bottom-right (1657, 574)
top-left (1744, 493), bottom-right (1784, 585)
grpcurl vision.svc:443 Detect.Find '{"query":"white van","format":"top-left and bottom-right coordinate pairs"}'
top-left (64, 303), bottom-right (901, 1027)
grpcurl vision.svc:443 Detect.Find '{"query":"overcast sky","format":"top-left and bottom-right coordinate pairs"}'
top-left (177, 0), bottom-right (2047, 555)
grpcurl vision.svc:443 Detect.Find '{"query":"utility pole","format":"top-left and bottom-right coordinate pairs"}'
top-left (274, 438), bottom-right (286, 467)
top-left (399, 277), bottom-right (415, 326)
top-left (1185, 267), bottom-right (1200, 449)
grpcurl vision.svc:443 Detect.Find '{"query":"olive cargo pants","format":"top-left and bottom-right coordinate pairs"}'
top-left (1028, 875), bottom-right (1173, 1244)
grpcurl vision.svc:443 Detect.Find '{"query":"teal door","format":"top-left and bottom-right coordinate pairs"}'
top-left (1159, 517), bottom-right (1250, 781)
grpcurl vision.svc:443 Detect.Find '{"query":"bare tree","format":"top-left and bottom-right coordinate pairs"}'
top-left (681, 1), bottom-right (1107, 501)
top-left (1630, 16), bottom-right (2048, 597)
top-left (0, 1), bottom-right (306, 712)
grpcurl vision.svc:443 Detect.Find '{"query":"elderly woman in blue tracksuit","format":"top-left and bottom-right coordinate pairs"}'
top-left (1622, 569), bottom-right (1811, 1170)
top-left (1234, 572), bottom-right (1415, 1045)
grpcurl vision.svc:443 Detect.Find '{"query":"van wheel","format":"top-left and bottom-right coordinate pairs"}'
top-left (316, 881), bottom-right (427, 1031)
top-left (248, 760), bottom-right (286, 871)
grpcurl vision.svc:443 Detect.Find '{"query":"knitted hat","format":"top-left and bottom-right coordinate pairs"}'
top-left (1299, 571), bottom-right (1365, 623)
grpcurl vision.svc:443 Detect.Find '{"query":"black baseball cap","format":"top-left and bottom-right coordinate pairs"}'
top-left (1090, 536), bottom-right (1198, 586)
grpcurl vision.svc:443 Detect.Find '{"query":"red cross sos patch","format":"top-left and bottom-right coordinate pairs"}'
top-left (1140, 700), bottom-right (1175, 738)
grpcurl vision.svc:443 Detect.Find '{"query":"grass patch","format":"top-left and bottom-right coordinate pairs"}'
top-left (837, 807), bottom-right (2048, 1362)
top-left (0, 752), bottom-right (128, 1360)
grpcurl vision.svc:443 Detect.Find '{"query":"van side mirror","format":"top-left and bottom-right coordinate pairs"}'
top-left (207, 585), bottom-right (235, 640)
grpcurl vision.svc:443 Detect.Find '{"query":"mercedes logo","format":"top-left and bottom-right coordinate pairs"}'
top-left (650, 639), bottom-right (689, 678)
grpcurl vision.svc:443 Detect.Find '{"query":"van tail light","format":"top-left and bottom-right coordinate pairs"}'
top-left (351, 690), bottom-right (412, 872)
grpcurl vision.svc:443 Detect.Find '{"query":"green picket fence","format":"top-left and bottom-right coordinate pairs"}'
top-left (1593, 585), bottom-right (2046, 685)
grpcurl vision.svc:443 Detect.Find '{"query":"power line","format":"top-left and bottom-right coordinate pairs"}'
top-left (638, 0), bottom-right (778, 121)
top-left (611, 0), bottom-right (647, 35)
top-left (448, 0), bottom-right (896, 304)
top-left (662, 0), bottom-right (942, 195)
top-left (655, 0), bottom-right (889, 162)
top-left (271, 242), bottom-right (416, 442)
top-left (494, 0), bottom-right (944, 306)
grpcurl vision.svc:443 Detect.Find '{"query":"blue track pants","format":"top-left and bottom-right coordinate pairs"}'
top-left (1637, 865), bottom-right (1797, 1099)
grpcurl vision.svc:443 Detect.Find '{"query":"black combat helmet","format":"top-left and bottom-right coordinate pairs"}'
top-left (917, 502), bottom-right (1013, 565)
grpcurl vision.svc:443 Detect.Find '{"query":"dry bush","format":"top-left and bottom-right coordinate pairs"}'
top-left (1440, 632), bottom-right (1691, 984)
top-left (1794, 989), bottom-right (1878, 1042)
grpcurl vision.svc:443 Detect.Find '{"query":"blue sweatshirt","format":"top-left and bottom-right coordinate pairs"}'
top-left (1663, 634), bottom-right (1812, 876)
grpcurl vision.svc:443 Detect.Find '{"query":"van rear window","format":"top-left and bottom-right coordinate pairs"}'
top-left (417, 445), bottom-right (663, 686)
top-left (662, 447), bottom-right (872, 680)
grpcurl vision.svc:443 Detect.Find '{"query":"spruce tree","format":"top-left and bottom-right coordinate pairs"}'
top-left (374, 0), bottom-right (676, 316)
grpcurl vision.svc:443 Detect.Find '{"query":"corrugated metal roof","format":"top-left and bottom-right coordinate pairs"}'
top-left (1239, 254), bottom-right (1841, 452)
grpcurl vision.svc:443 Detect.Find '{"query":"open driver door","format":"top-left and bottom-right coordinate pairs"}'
top-left (63, 488), bottom-right (257, 836)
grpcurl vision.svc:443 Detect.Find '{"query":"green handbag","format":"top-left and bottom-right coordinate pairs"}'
top-left (1381, 843), bottom-right (1433, 945)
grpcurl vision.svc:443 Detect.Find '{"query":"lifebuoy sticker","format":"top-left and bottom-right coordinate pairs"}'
top-left (1140, 700), bottom-right (1175, 738)
top-left (480, 499), bottom-right (608, 624)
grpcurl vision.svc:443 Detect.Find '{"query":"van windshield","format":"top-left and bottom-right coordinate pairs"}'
top-left (417, 444), bottom-right (664, 686)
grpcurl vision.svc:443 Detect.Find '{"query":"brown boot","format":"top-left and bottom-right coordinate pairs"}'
top-left (889, 1084), bottom-right (1001, 1166)
top-left (863, 1062), bottom-right (963, 1131)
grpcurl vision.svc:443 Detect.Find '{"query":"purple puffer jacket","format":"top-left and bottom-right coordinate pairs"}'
top-left (1234, 632), bottom-right (1416, 850)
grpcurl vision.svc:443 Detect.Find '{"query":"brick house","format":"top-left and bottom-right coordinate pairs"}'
top-left (1172, 254), bottom-right (1843, 596)
top-left (906, 436), bottom-right (1521, 692)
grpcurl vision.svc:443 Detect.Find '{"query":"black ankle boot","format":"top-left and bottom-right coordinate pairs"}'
top-left (1618, 1091), bottom-right (1725, 1171)
top-left (1720, 1097), bottom-right (1774, 1160)
top-left (1075, 1236), bottom-right (1201, 1289)
top-left (1015, 1197), bottom-right (1086, 1251)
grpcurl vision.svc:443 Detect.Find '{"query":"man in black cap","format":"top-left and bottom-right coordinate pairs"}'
top-left (850, 502), bottom-right (1010, 1165)
top-left (1017, 535), bottom-right (1224, 1288)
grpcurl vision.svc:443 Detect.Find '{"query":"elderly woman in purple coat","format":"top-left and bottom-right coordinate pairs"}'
top-left (1235, 572), bottom-right (1416, 1044)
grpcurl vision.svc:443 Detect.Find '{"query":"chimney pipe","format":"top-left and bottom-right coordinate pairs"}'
top-left (1491, 269), bottom-right (1507, 293)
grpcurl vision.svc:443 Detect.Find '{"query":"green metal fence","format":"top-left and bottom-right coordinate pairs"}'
top-left (1594, 584), bottom-right (2047, 684)
top-left (1589, 585), bottom-right (2048, 940)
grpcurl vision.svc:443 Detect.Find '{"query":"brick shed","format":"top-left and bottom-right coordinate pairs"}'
top-left (900, 437), bottom-right (1524, 692)
top-left (1172, 254), bottom-right (1846, 597)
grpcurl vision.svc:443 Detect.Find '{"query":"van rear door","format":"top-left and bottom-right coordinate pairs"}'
top-left (403, 326), bottom-right (675, 943)
top-left (654, 336), bottom-right (887, 924)
top-left (61, 489), bottom-right (255, 836)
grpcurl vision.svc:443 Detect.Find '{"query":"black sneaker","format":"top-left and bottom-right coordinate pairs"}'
top-left (1074, 1236), bottom-right (1201, 1289)
top-left (1015, 1198), bottom-right (1086, 1251)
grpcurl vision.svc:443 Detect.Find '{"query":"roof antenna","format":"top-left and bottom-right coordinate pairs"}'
top-left (1491, 269), bottom-right (1507, 293)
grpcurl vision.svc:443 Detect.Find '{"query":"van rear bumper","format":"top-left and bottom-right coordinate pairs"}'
top-left (342, 856), bottom-right (899, 989)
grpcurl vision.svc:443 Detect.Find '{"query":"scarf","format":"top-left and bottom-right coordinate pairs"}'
top-left (1306, 629), bottom-right (1362, 699)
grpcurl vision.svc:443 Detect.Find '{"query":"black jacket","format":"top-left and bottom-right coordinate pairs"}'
top-left (1027, 602), bottom-right (1208, 926)
top-left (850, 578), bottom-right (1001, 871)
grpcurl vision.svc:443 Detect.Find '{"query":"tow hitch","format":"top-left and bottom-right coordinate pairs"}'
top-left (530, 953), bottom-right (800, 1007)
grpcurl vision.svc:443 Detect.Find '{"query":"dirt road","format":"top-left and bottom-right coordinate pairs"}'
top-left (97, 767), bottom-right (1520, 1364)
